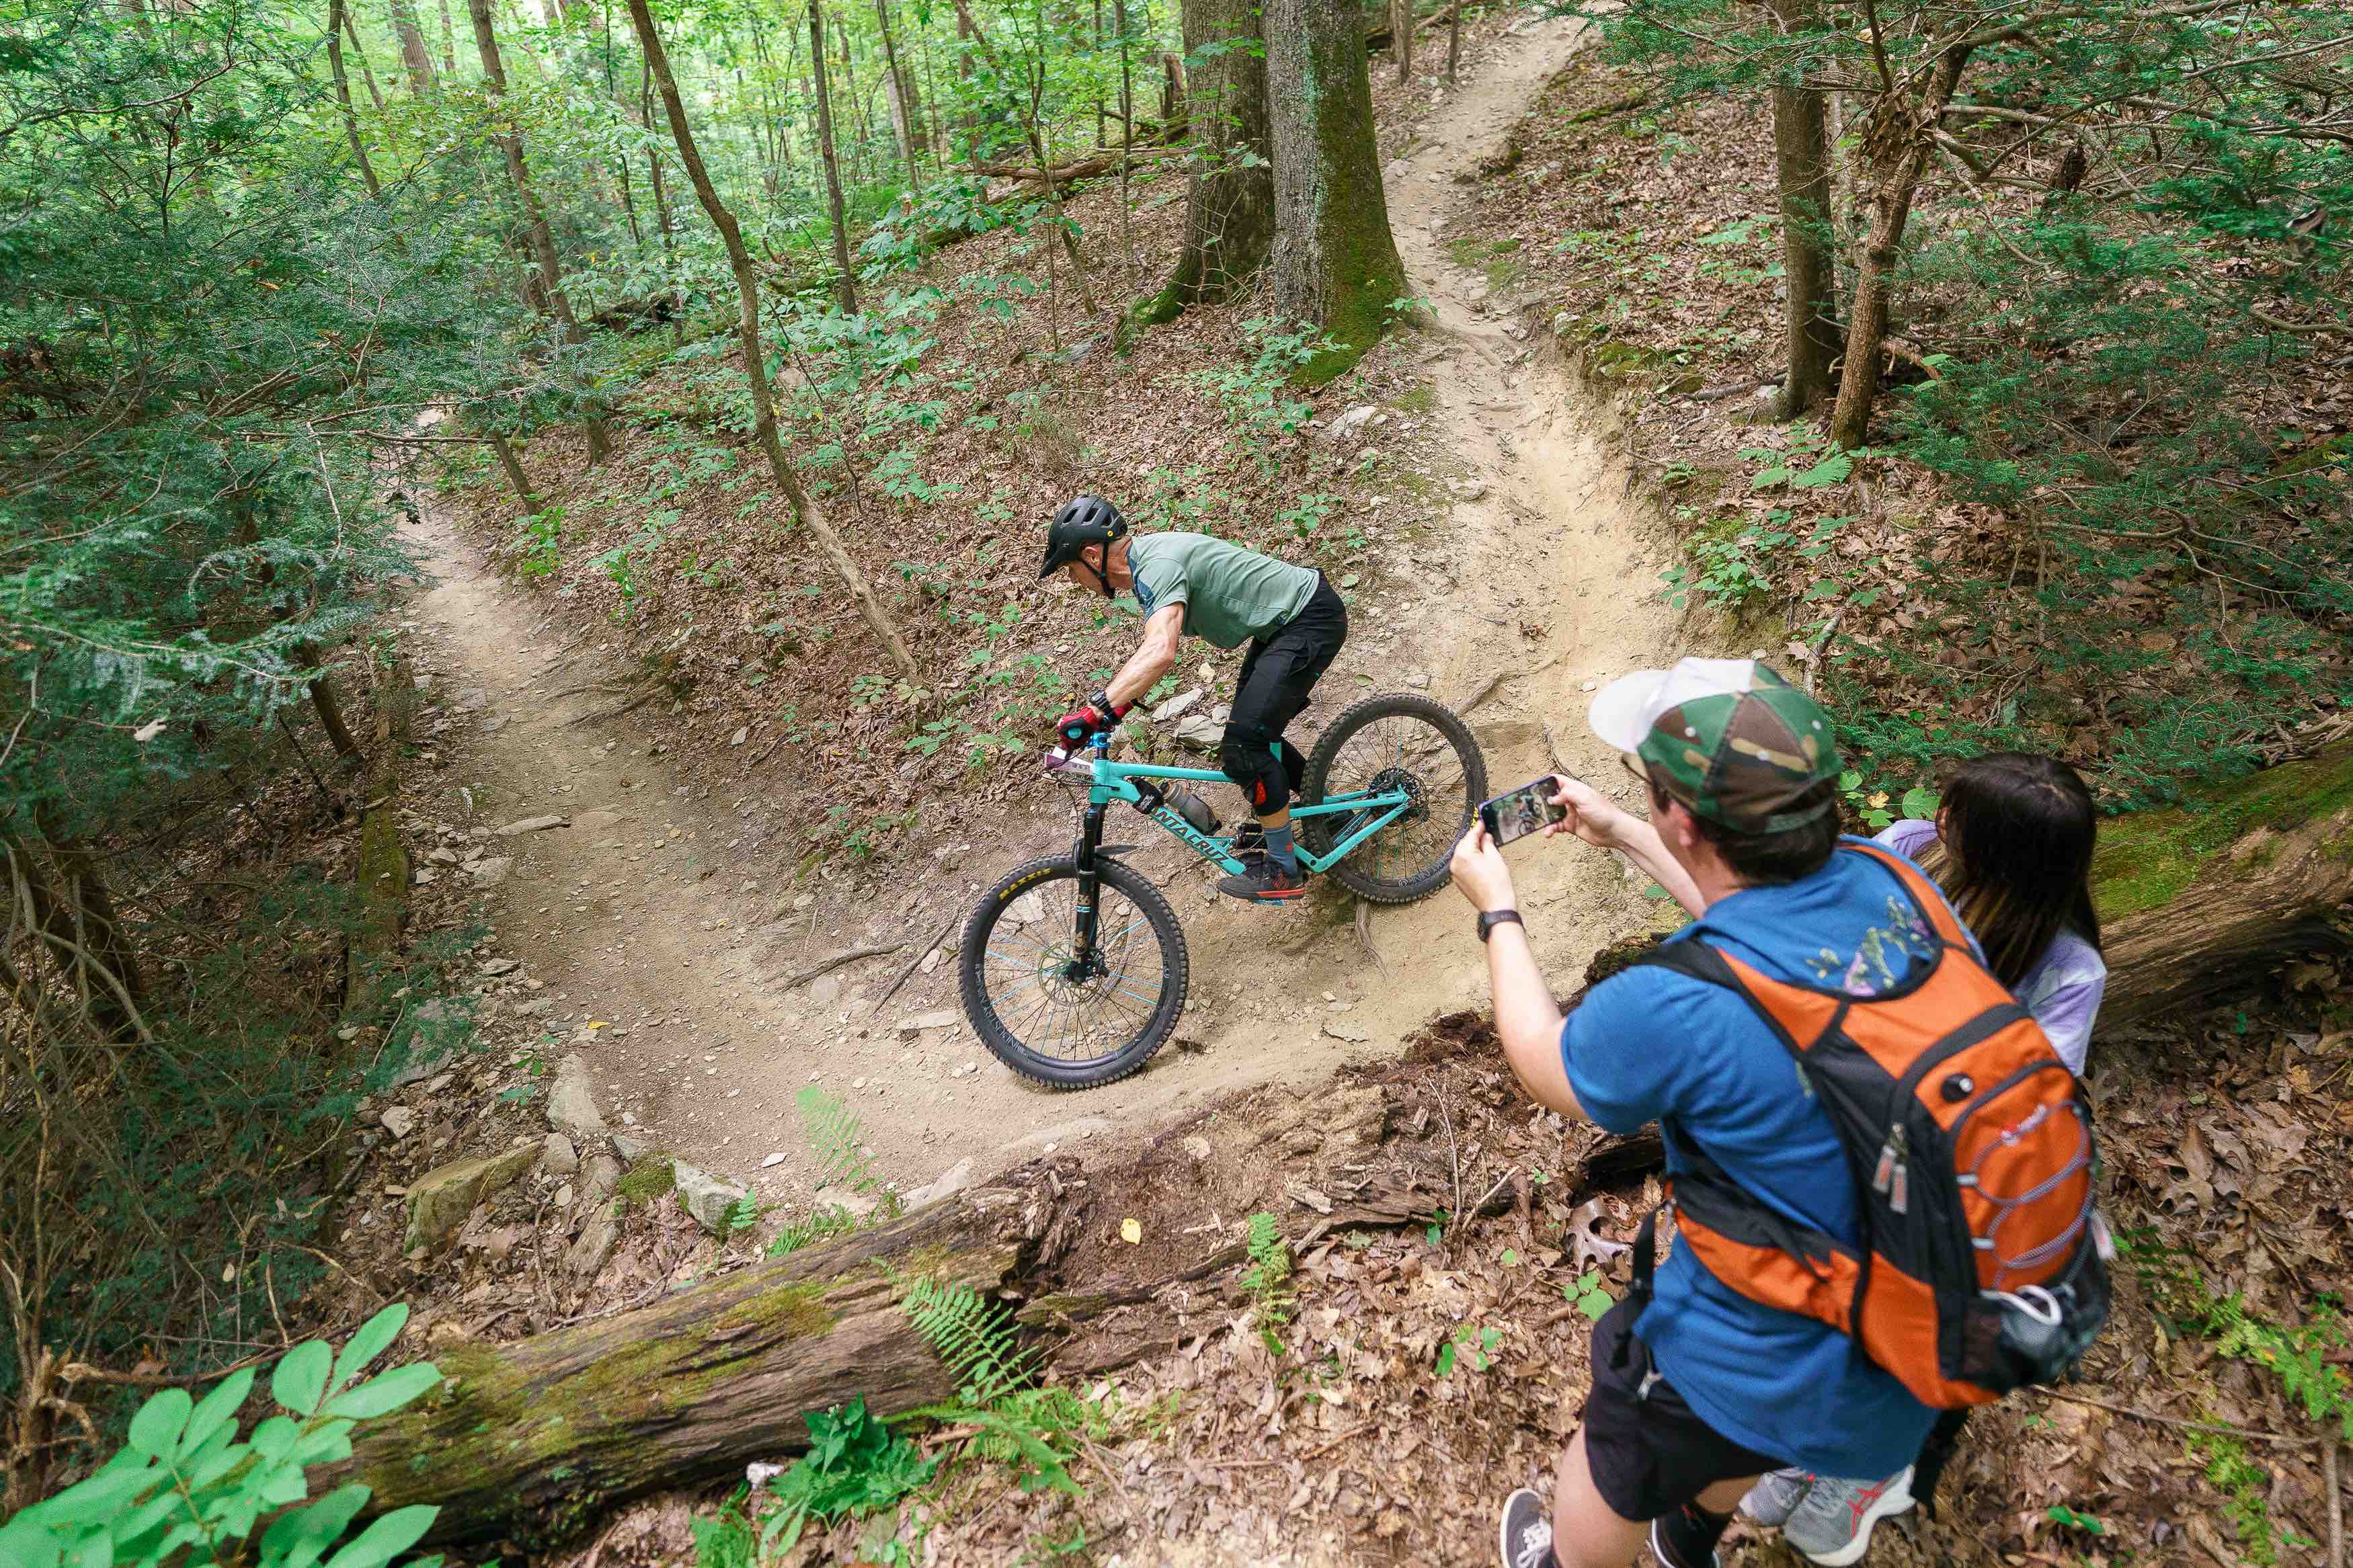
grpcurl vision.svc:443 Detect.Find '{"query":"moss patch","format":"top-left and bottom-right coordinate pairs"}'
top-left (2090, 744), bottom-right (2353, 920)
top-left (614, 1154), bottom-right (678, 1208)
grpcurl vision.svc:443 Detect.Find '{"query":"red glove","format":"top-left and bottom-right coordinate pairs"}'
top-left (1055, 692), bottom-right (1129, 746)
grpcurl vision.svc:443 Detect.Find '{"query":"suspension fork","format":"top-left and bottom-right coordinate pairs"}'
top-left (1072, 799), bottom-right (1107, 964)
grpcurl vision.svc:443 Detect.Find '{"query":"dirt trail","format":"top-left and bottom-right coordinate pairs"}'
top-left (395, 13), bottom-right (1679, 1204)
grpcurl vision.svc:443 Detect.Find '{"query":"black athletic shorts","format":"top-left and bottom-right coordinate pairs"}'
top-left (1220, 573), bottom-right (1347, 811)
top-left (1581, 1297), bottom-right (1789, 1522)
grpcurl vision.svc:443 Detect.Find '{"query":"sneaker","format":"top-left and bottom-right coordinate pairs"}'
top-left (1650, 1516), bottom-right (1720, 1568)
top-left (1740, 1468), bottom-right (1816, 1528)
top-left (1781, 1466), bottom-right (1916, 1568)
top-left (1217, 854), bottom-right (1306, 903)
top-left (1496, 1488), bottom-right (1558, 1568)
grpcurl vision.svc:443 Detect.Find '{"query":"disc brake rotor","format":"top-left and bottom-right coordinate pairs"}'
top-left (1366, 765), bottom-right (1427, 825)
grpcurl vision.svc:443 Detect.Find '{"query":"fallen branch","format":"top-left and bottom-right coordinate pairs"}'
top-left (1562, 88), bottom-right (1650, 125)
top-left (779, 942), bottom-right (904, 991)
top-left (2254, 308), bottom-right (2346, 337)
top-left (2035, 1388), bottom-right (2316, 1446)
top-left (872, 915), bottom-right (958, 1013)
top-left (564, 689), bottom-right (657, 727)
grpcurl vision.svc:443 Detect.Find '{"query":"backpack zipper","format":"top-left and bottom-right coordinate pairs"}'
top-left (1872, 1123), bottom-right (1909, 1214)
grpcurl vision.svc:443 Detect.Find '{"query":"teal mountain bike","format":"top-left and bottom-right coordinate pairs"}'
top-left (958, 692), bottom-right (1487, 1089)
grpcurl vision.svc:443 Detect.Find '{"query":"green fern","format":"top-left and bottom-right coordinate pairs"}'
top-left (902, 1277), bottom-right (1036, 1406)
top-left (1239, 1210), bottom-right (1295, 1354)
top-left (765, 1204), bottom-right (863, 1259)
top-left (795, 1085), bottom-right (876, 1192)
top-left (897, 1278), bottom-right (1081, 1497)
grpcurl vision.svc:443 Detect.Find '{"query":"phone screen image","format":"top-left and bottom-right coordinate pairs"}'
top-left (1479, 778), bottom-right (1566, 846)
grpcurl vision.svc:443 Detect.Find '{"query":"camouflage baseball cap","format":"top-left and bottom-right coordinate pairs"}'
top-left (1587, 658), bottom-right (1841, 833)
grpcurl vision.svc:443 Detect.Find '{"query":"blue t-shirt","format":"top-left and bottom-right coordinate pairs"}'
top-left (1564, 841), bottom-right (1943, 1477)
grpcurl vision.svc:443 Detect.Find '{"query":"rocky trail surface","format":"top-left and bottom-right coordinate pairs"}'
top-left (394, 11), bottom-right (1678, 1210)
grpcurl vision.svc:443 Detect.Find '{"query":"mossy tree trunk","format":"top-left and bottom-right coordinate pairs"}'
top-left (1266, 0), bottom-right (1406, 383)
top-left (340, 1167), bottom-right (1072, 1546)
top-left (2089, 742), bottom-right (2353, 1028)
top-left (1128, 0), bottom-right (1272, 335)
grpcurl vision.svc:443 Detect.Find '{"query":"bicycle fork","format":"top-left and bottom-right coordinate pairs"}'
top-left (1068, 799), bottom-right (1107, 977)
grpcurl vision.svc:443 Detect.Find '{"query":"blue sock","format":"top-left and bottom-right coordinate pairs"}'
top-left (1264, 823), bottom-right (1298, 874)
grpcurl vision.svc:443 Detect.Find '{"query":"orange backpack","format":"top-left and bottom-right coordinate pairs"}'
top-left (1626, 841), bottom-right (2109, 1409)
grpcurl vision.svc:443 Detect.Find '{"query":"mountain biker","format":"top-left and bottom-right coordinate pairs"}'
top-left (1038, 495), bottom-right (1347, 903)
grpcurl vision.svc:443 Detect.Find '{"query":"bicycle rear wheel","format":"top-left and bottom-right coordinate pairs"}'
top-left (959, 856), bottom-right (1190, 1089)
top-left (1300, 693), bottom-right (1488, 903)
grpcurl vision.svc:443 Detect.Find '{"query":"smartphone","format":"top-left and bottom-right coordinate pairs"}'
top-left (1479, 778), bottom-right (1566, 847)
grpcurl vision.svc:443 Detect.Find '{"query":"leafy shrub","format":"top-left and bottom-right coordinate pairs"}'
top-left (0, 1303), bottom-right (440, 1568)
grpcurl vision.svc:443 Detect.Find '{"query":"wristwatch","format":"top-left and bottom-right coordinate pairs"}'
top-left (1478, 909), bottom-right (1524, 943)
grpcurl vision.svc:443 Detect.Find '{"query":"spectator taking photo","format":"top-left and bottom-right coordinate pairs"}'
top-left (1460, 660), bottom-right (2104, 1568)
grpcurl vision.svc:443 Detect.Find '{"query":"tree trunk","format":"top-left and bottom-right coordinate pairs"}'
top-left (388, 0), bottom-right (438, 93)
top-left (1765, 0), bottom-right (1837, 417)
top-left (305, 667), bottom-right (366, 764)
top-left (1827, 46), bottom-right (1970, 449)
top-left (807, 0), bottom-right (859, 313)
top-left (1390, 0), bottom-right (1410, 83)
top-left (628, 0), bottom-right (923, 692)
top-left (342, 1), bottom-right (387, 110)
top-left (2087, 741), bottom-right (2353, 1028)
top-left (1447, 0), bottom-right (1461, 82)
top-left (6, 832), bottom-right (149, 1044)
top-left (1127, 0), bottom-right (1272, 332)
top-left (346, 659), bottom-right (409, 1016)
top-left (875, 0), bottom-right (923, 194)
top-left (640, 73), bottom-right (686, 347)
top-left (342, 1151), bottom-right (1070, 1546)
top-left (488, 432), bottom-right (541, 509)
top-left (436, 0), bottom-right (460, 76)
top-left (326, 0), bottom-right (385, 199)
top-left (1265, 0), bottom-right (1406, 382)
top-left (469, 0), bottom-right (614, 463)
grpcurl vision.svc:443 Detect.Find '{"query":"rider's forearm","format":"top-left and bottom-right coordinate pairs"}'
top-left (1604, 819), bottom-right (1710, 918)
top-left (1105, 647), bottom-right (1174, 710)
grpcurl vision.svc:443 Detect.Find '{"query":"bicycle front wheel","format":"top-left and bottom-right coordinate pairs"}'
top-left (958, 856), bottom-right (1190, 1090)
top-left (1301, 693), bottom-right (1488, 903)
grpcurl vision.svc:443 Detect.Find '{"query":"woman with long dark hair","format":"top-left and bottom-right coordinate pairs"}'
top-left (1878, 751), bottom-right (2106, 1073)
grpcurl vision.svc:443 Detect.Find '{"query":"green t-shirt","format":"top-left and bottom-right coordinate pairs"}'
top-left (1125, 532), bottom-right (1318, 650)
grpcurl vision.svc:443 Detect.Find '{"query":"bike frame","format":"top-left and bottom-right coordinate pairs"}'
top-left (1062, 733), bottom-right (1414, 958)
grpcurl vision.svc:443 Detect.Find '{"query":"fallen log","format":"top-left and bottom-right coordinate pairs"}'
top-left (979, 142), bottom-right (1186, 190)
top-left (2090, 740), bottom-right (2353, 1025)
top-left (337, 1163), bottom-right (1086, 1547)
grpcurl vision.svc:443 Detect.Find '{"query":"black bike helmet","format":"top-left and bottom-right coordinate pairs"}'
top-left (1037, 495), bottom-right (1129, 585)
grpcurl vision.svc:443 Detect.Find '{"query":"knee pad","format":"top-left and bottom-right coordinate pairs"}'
top-left (1220, 735), bottom-right (1284, 812)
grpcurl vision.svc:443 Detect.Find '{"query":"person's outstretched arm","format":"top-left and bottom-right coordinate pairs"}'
top-left (1544, 775), bottom-right (1709, 918)
top-left (1450, 824), bottom-right (1586, 1121)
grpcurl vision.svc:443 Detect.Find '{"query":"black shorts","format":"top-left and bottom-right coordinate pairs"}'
top-left (1581, 1297), bottom-right (1788, 1522)
top-left (1220, 573), bottom-right (1347, 810)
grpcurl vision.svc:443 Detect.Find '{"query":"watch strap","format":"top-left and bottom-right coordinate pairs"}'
top-left (1478, 909), bottom-right (1524, 943)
